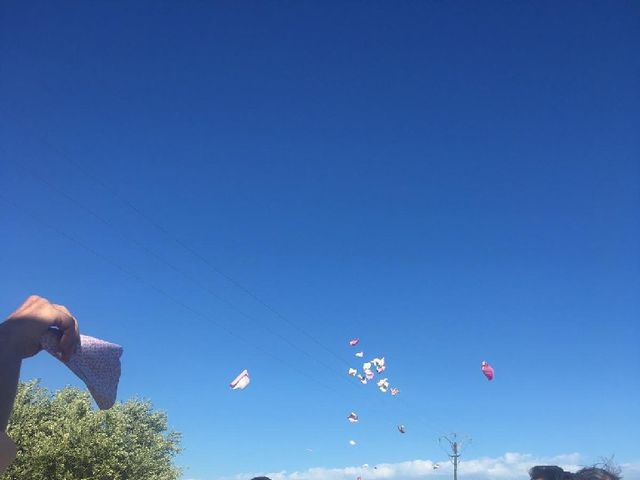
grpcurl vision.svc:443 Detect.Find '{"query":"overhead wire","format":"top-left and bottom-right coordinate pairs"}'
top-left (8, 133), bottom-right (453, 438)
top-left (17, 162), bottom-right (354, 388)
top-left (3, 185), bottom-right (447, 441)
top-left (7, 159), bottom-right (425, 425)
top-left (39, 136), bottom-right (353, 370)
top-left (0, 193), bottom-right (345, 399)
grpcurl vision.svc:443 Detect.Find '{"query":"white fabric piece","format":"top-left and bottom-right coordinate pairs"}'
top-left (230, 369), bottom-right (250, 390)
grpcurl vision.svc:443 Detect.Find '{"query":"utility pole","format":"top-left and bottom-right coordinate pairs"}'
top-left (439, 433), bottom-right (471, 480)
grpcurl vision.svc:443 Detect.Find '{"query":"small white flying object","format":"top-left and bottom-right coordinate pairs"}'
top-left (398, 424), bottom-right (406, 434)
top-left (390, 388), bottom-right (399, 396)
top-left (349, 338), bottom-right (360, 346)
top-left (355, 351), bottom-right (364, 358)
top-left (372, 357), bottom-right (385, 368)
top-left (373, 357), bottom-right (386, 373)
top-left (433, 463), bottom-right (440, 470)
top-left (377, 378), bottom-right (390, 393)
top-left (347, 412), bottom-right (359, 423)
top-left (349, 440), bottom-right (357, 446)
top-left (229, 369), bottom-right (250, 390)
top-left (365, 369), bottom-right (374, 380)
top-left (348, 368), bottom-right (358, 376)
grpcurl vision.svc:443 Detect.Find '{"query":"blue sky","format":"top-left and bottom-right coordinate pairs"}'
top-left (1, 1), bottom-right (639, 479)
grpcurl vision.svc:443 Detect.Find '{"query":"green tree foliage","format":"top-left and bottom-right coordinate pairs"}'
top-left (2, 380), bottom-right (182, 480)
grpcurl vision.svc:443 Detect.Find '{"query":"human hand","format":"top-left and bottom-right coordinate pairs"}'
top-left (3, 295), bottom-right (80, 361)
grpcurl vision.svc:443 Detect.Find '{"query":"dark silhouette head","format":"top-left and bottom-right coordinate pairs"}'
top-left (530, 466), bottom-right (573, 480)
top-left (530, 464), bottom-right (622, 480)
top-left (574, 467), bottom-right (621, 480)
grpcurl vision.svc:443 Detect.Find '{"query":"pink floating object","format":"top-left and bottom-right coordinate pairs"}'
top-left (481, 361), bottom-right (494, 381)
top-left (349, 338), bottom-right (360, 346)
top-left (41, 330), bottom-right (123, 410)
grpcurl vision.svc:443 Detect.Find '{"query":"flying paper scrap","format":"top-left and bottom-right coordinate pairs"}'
top-left (377, 378), bottom-right (389, 393)
top-left (230, 369), bottom-right (250, 390)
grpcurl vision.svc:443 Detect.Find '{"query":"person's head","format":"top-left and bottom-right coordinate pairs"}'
top-left (574, 467), bottom-right (621, 480)
top-left (529, 466), bottom-right (573, 480)
top-left (529, 465), bottom-right (622, 480)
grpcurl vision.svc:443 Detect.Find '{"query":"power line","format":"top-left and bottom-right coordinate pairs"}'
top-left (6, 181), bottom-right (451, 444)
top-left (0, 193), bottom-right (345, 398)
top-left (19, 163), bottom-right (352, 386)
top-left (39, 137), bottom-right (352, 369)
top-left (6, 135), bottom-right (454, 439)
top-left (28, 138), bottom-right (454, 435)
top-left (3, 190), bottom-right (450, 440)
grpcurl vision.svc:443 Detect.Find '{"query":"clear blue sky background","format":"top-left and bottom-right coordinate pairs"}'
top-left (1, 2), bottom-right (638, 479)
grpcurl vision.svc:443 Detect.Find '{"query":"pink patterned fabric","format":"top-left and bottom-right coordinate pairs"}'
top-left (40, 331), bottom-right (123, 410)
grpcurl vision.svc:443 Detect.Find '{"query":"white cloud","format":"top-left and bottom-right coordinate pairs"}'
top-left (622, 463), bottom-right (640, 478)
top-left (219, 453), bottom-right (640, 480)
